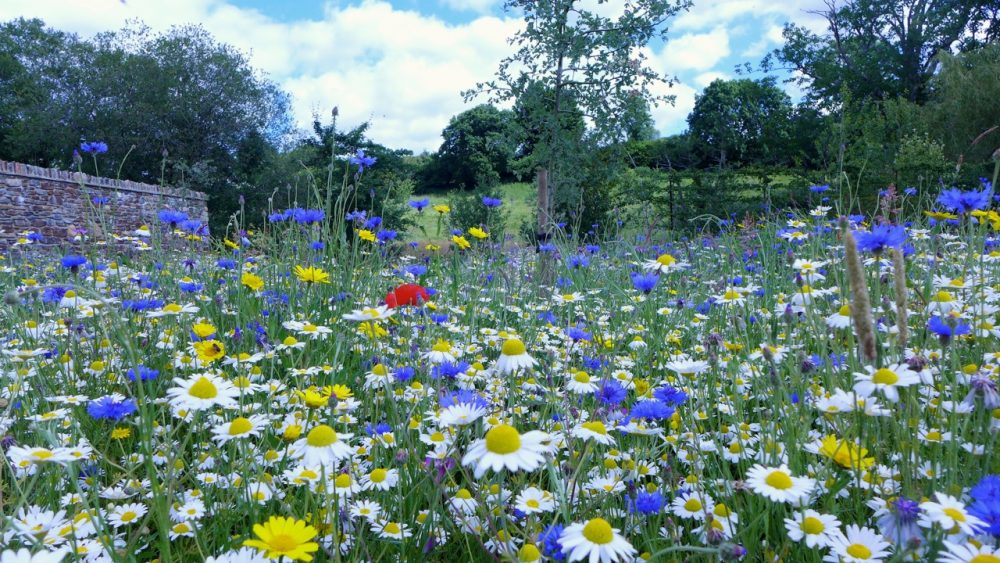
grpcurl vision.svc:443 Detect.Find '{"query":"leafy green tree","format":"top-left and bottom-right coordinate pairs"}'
top-left (765, 0), bottom-right (999, 107)
top-left (418, 104), bottom-right (517, 191)
top-left (0, 18), bottom-right (293, 234)
top-left (465, 0), bottom-right (691, 236)
top-left (687, 78), bottom-right (793, 167)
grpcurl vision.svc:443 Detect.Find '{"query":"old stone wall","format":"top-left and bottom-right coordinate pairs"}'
top-left (0, 160), bottom-right (208, 247)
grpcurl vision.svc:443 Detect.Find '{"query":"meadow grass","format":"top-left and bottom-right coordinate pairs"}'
top-left (0, 183), bottom-right (999, 563)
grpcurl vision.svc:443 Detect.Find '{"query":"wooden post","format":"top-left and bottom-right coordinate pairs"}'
top-left (536, 167), bottom-right (548, 238)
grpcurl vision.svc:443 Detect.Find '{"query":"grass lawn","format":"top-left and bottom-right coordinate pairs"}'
top-left (409, 182), bottom-right (537, 241)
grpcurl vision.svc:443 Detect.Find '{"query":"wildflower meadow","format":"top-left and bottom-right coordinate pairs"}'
top-left (1, 153), bottom-right (1000, 563)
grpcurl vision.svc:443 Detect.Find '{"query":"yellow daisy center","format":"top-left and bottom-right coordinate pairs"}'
top-left (518, 543), bottom-right (541, 562)
top-left (501, 339), bottom-right (526, 356)
top-left (581, 518), bottom-right (614, 545)
top-left (838, 304), bottom-right (851, 316)
top-left (188, 377), bottom-right (218, 399)
top-left (684, 498), bottom-right (702, 512)
top-left (229, 417), bottom-right (252, 435)
top-left (765, 470), bottom-right (793, 490)
top-left (306, 425), bottom-right (338, 447)
top-left (369, 469), bottom-right (387, 483)
top-left (871, 368), bottom-right (899, 385)
top-left (656, 254), bottom-right (676, 266)
top-left (432, 340), bottom-right (452, 353)
top-left (943, 507), bottom-right (966, 522)
top-left (120, 511), bottom-right (138, 523)
top-left (526, 499), bottom-right (540, 509)
top-left (800, 517), bottom-right (825, 534)
top-left (335, 474), bottom-right (352, 488)
top-left (581, 421), bottom-right (607, 435)
top-left (484, 424), bottom-right (522, 454)
top-left (455, 488), bottom-right (473, 500)
top-left (846, 544), bottom-right (872, 559)
top-left (970, 556), bottom-right (1000, 563)
top-left (723, 289), bottom-right (742, 300)
top-left (383, 522), bottom-right (401, 535)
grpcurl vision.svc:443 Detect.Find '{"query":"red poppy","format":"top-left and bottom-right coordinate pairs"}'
top-left (385, 283), bottom-right (429, 308)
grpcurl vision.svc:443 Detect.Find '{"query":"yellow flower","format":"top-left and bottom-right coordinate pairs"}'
top-left (971, 209), bottom-right (1000, 230)
top-left (243, 516), bottom-right (319, 561)
top-left (293, 265), bottom-right (330, 284)
top-left (241, 272), bottom-right (264, 291)
top-left (296, 388), bottom-right (330, 409)
top-left (924, 210), bottom-right (959, 221)
top-left (425, 244), bottom-right (440, 252)
top-left (433, 204), bottom-right (450, 214)
top-left (328, 384), bottom-right (353, 400)
top-left (111, 427), bottom-right (131, 440)
top-left (358, 229), bottom-right (376, 242)
top-left (358, 322), bottom-right (388, 339)
top-left (819, 435), bottom-right (875, 471)
top-left (193, 340), bottom-right (226, 364)
top-left (452, 235), bottom-right (471, 250)
top-left (191, 322), bottom-right (217, 339)
top-left (468, 226), bottom-right (488, 239)
top-left (224, 238), bottom-right (240, 250)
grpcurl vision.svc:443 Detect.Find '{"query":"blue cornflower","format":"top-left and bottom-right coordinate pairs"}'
top-left (627, 491), bottom-right (665, 515)
top-left (405, 264), bottom-right (427, 278)
top-left (629, 399), bottom-right (674, 420)
top-left (853, 224), bottom-right (907, 253)
top-left (567, 255), bottom-right (589, 269)
top-left (537, 311), bottom-right (557, 324)
top-left (937, 186), bottom-right (991, 214)
top-left (409, 198), bottom-right (431, 211)
top-left (293, 208), bottom-right (325, 225)
top-left (87, 396), bottom-right (137, 421)
top-left (350, 149), bottom-right (377, 172)
top-left (482, 196), bottom-right (503, 208)
top-left (539, 243), bottom-right (556, 253)
top-left (127, 365), bottom-right (159, 382)
top-left (969, 474), bottom-right (1000, 535)
top-left (41, 287), bottom-right (68, 304)
top-left (310, 241), bottom-right (325, 251)
top-left (365, 216), bottom-right (383, 230)
top-left (876, 496), bottom-right (923, 545)
top-left (430, 313), bottom-right (449, 324)
top-left (376, 229), bottom-right (398, 243)
top-left (365, 422), bottom-right (392, 436)
top-left (903, 187), bottom-right (917, 196)
top-left (122, 298), bottom-right (164, 312)
top-left (158, 210), bottom-right (189, 225)
top-left (538, 524), bottom-right (565, 561)
top-left (80, 141), bottom-right (108, 155)
top-left (178, 280), bottom-right (203, 293)
top-left (92, 196), bottom-right (110, 205)
top-left (216, 258), bottom-right (237, 269)
top-left (345, 210), bottom-right (368, 222)
top-left (269, 210), bottom-right (290, 222)
top-left (566, 326), bottom-right (592, 342)
top-left (810, 184), bottom-right (830, 193)
top-left (582, 356), bottom-right (605, 370)
top-left (584, 244), bottom-right (600, 254)
top-left (431, 361), bottom-right (470, 379)
top-left (630, 272), bottom-right (659, 293)
top-left (392, 366), bottom-right (415, 383)
top-left (653, 385), bottom-right (688, 406)
top-left (61, 255), bottom-right (88, 270)
top-left (594, 380), bottom-right (627, 406)
top-left (928, 316), bottom-right (970, 339)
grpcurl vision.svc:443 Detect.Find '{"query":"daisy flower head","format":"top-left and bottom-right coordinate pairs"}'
top-left (243, 516), bottom-right (319, 561)
top-left (643, 253), bottom-right (687, 274)
top-left (290, 424), bottom-right (354, 469)
top-left (166, 373), bottom-right (239, 412)
top-left (784, 509), bottom-right (841, 548)
top-left (494, 338), bottom-right (537, 374)
top-left (918, 493), bottom-right (986, 536)
top-left (853, 363), bottom-right (919, 402)
top-left (461, 424), bottom-right (550, 479)
top-left (342, 305), bottom-right (394, 322)
top-left (937, 541), bottom-right (1000, 563)
top-left (746, 464), bottom-right (815, 504)
top-left (571, 420), bottom-right (616, 446)
top-left (559, 517), bottom-right (636, 563)
top-left (0, 549), bottom-right (70, 563)
top-left (825, 524), bottom-right (891, 562)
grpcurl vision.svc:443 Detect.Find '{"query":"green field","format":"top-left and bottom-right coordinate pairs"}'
top-left (410, 182), bottom-right (537, 240)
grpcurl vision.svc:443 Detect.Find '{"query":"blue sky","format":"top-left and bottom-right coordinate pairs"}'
top-left (0, 0), bottom-right (825, 152)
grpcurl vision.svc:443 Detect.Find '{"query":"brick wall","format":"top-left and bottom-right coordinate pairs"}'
top-left (0, 160), bottom-right (208, 247)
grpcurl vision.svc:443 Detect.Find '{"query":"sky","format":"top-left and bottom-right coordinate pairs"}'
top-left (0, 0), bottom-right (827, 153)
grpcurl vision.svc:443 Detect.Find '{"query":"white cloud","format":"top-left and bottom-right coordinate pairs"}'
top-left (648, 80), bottom-right (697, 136)
top-left (694, 71), bottom-right (728, 87)
top-left (658, 26), bottom-right (730, 72)
top-left (672, 0), bottom-right (827, 33)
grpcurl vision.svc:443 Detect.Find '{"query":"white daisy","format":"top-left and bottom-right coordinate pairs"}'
top-left (166, 373), bottom-right (239, 412)
top-left (559, 518), bottom-right (636, 563)
top-left (289, 424), bottom-right (354, 468)
top-left (461, 424), bottom-right (550, 479)
top-left (824, 525), bottom-right (891, 562)
top-left (494, 338), bottom-right (537, 374)
top-left (571, 420), bottom-right (616, 446)
top-left (643, 253), bottom-right (688, 274)
top-left (342, 305), bottom-right (395, 322)
top-left (784, 509), bottom-right (841, 548)
top-left (918, 493), bottom-right (986, 536)
top-left (853, 364), bottom-right (920, 402)
top-left (515, 487), bottom-right (555, 514)
top-left (745, 464), bottom-right (814, 504)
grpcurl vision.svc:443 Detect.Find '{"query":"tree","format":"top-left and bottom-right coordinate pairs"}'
top-left (765, 0), bottom-right (999, 108)
top-left (465, 0), bottom-right (691, 236)
top-left (687, 78), bottom-right (793, 167)
top-left (419, 104), bottom-right (517, 191)
top-left (0, 18), bottom-right (293, 234)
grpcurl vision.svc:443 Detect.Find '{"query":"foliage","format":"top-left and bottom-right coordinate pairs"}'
top-left (417, 104), bottom-right (518, 192)
top-left (766, 0), bottom-right (999, 107)
top-left (687, 78), bottom-right (794, 167)
top-left (467, 0), bottom-right (691, 234)
top-left (446, 187), bottom-right (511, 235)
